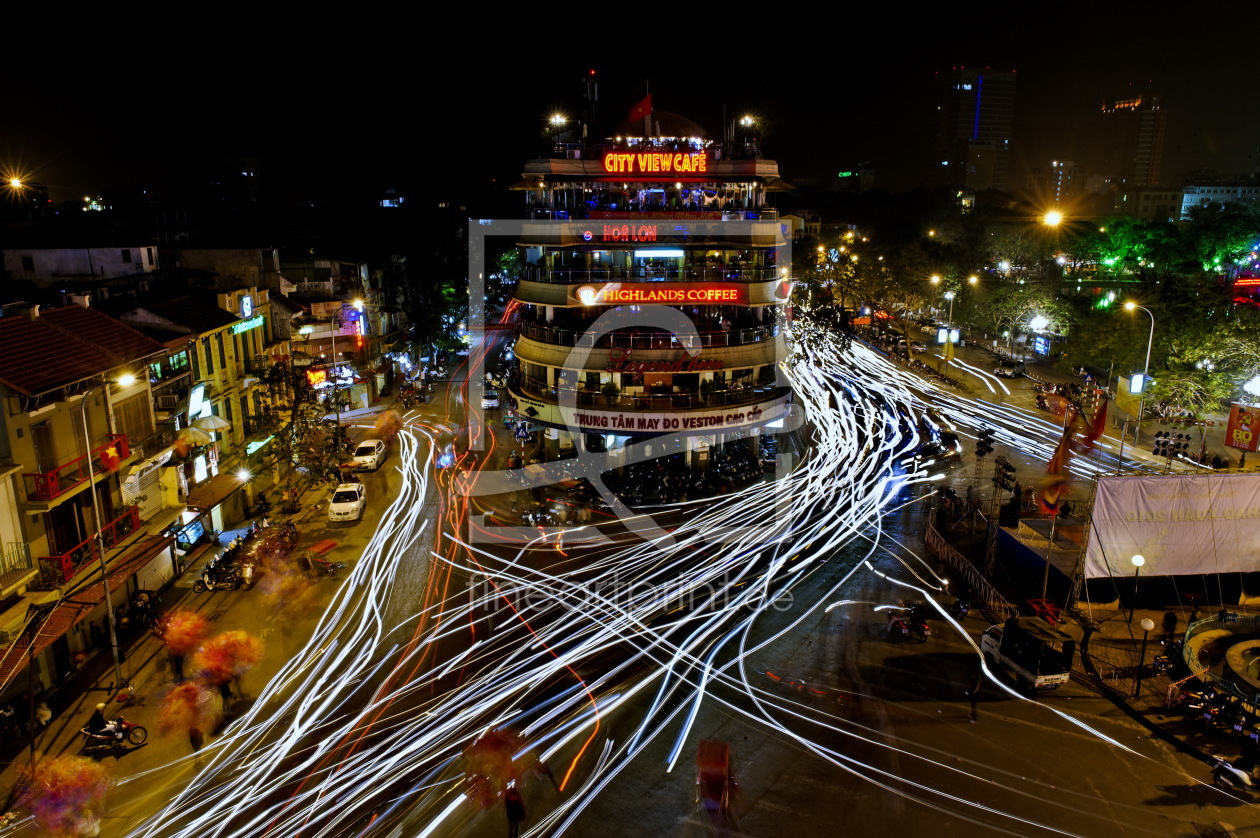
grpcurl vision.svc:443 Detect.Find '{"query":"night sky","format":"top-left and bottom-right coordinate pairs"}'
top-left (3, 15), bottom-right (1254, 206)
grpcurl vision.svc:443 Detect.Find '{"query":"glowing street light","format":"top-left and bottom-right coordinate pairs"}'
top-left (1042, 210), bottom-right (1063, 227)
top-left (1124, 302), bottom-right (1156, 445)
top-left (1128, 554), bottom-right (1146, 624)
top-left (968, 275), bottom-right (978, 285)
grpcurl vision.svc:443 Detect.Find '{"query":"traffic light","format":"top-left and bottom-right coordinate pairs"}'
top-left (976, 428), bottom-right (994, 458)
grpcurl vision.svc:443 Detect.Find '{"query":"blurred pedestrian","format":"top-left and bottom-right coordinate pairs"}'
top-left (964, 665), bottom-right (982, 723)
top-left (189, 726), bottom-right (204, 752)
top-left (1162, 611), bottom-right (1179, 645)
top-left (504, 786), bottom-right (525, 838)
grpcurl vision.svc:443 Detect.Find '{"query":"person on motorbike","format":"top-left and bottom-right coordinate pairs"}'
top-left (86, 703), bottom-right (109, 736)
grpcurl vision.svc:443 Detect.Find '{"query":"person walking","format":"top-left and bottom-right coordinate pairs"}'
top-left (504, 786), bottom-right (525, 838)
top-left (1162, 611), bottom-right (1179, 645)
top-left (964, 665), bottom-right (982, 723)
top-left (189, 726), bottom-right (204, 753)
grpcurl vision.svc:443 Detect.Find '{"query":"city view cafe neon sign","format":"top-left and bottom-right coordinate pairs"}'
top-left (571, 282), bottom-right (748, 306)
top-left (602, 151), bottom-right (708, 175)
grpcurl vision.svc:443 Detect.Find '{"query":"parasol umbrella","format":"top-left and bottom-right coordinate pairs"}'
top-left (193, 415), bottom-right (232, 432)
top-left (178, 426), bottom-right (213, 445)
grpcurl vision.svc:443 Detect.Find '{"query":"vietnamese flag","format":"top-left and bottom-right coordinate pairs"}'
top-left (629, 94), bottom-right (652, 122)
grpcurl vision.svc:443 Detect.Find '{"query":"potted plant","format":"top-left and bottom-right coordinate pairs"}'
top-left (601, 381), bottom-right (620, 405)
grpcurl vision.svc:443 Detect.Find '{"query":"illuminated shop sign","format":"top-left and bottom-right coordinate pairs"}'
top-left (602, 151), bottom-right (708, 175)
top-left (573, 404), bottom-right (766, 433)
top-left (232, 315), bottom-right (264, 334)
top-left (606, 348), bottom-right (723, 382)
top-left (572, 283), bottom-right (747, 305)
top-left (588, 224), bottom-right (658, 242)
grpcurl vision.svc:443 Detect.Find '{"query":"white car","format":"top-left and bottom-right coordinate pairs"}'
top-left (351, 439), bottom-right (387, 471)
top-left (328, 483), bottom-right (366, 522)
top-left (481, 390), bottom-right (500, 410)
top-left (994, 364), bottom-right (1024, 378)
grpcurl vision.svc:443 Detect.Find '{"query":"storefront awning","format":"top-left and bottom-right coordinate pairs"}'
top-left (0, 534), bottom-right (174, 688)
top-left (186, 473), bottom-right (246, 513)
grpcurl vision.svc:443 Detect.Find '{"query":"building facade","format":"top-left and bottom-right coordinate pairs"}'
top-left (1095, 94), bottom-right (1166, 187)
top-left (507, 121), bottom-right (793, 472)
top-left (935, 68), bottom-right (1017, 192)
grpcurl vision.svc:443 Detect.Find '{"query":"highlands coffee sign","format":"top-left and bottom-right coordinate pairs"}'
top-left (602, 151), bottom-right (708, 175)
top-left (571, 282), bottom-right (748, 306)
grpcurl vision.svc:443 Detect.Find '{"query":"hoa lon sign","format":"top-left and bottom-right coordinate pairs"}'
top-left (571, 283), bottom-right (747, 306)
top-left (1226, 403), bottom-right (1259, 452)
top-left (602, 151), bottom-right (708, 175)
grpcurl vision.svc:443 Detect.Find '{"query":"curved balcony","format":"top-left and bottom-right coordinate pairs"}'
top-left (522, 265), bottom-right (780, 284)
top-left (517, 321), bottom-right (781, 350)
top-left (515, 375), bottom-right (782, 411)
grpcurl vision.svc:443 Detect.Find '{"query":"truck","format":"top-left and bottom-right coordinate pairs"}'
top-left (980, 617), bottom-right (1075, 693)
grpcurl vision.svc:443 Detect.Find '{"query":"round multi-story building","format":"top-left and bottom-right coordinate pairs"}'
top-left (507, 114), bottom-right (792, 475)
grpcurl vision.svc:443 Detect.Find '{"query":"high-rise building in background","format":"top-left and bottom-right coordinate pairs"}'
top-left (1095, 94), bottom-right (1166, 187)
top-left (1027, 160), bottom-right (1082, 205)
top-left (934, 68), bottom-right (1017, 192)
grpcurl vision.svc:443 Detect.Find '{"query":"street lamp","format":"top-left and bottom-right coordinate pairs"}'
top-left (79, 376), bottom-right (131, 694)
top-left (1124, 302), bottom-right (1155, 446)
top-left (1042, 210), bottom-right (1063, 227)
top-left (1128, 554), bottom-right (1145, 624)
top-left (1134, 617), bottom-right (1156, 698)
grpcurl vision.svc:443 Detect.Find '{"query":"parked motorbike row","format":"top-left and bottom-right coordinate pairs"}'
top-left (1172, 683), bottom-right (1260, 748)
top-left (193, 521), bottom-right (300, 593)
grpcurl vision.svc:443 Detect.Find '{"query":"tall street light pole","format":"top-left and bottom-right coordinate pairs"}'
top-left (1124, 302), bottom-right (1155, 447)
top-left (1127, 553), bottom-right (1145, 624)
top-left (80, 376), bottom-right (130, 693)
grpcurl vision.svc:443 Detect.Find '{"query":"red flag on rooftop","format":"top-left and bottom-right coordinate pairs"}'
top-left (629, 94), bottom-right (652, 122)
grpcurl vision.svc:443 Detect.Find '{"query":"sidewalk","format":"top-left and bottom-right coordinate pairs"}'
top-left (0, 398), bottom-right (413, 821)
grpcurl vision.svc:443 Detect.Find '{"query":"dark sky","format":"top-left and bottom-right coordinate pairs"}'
top-left (3, 15), bottom-right (1254, 205)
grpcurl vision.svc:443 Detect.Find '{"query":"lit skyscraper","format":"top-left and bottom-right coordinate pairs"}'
top-left (934, 68), bottom-right (1017, 192)
top-left (1095, 94), bottom-right (1166, 187)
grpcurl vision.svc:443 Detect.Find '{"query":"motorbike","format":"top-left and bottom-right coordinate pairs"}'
top-left (1212, 755), bottom-right (1254, 791)
top-left (950, 597), bottom-right (971, 619)
top-left (81, 716), bottom-right (148, 754)
top-left (886, 617), bottom-right (912, 642)
top-left (193, 566), bottom-right (240, 593)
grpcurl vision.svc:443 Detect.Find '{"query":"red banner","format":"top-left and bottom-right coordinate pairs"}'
top-left (1226, 402), bottom-right (1259, 452)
